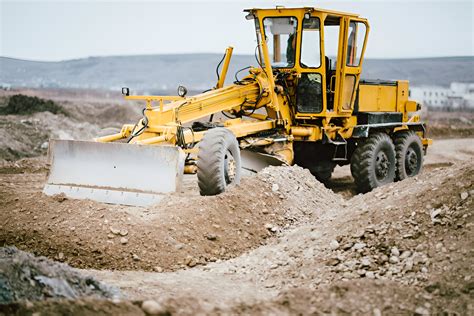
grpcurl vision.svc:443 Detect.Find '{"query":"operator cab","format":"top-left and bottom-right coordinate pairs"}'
top-left (248, 7), bottom-right (369, 118)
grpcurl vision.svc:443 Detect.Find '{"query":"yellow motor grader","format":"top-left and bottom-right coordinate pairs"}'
top-left (44, 6), bottom-right (431, 206)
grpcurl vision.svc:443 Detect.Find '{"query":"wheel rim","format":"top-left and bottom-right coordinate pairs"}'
top-left (405, 146), bottom-right (419, 176)
top-left (375, 151), bottom-right (390, 181)
top-left (224, 150), bottom-right (236, 185)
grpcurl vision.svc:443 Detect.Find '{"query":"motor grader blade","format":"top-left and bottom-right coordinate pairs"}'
top-left (43, 140), bottom-right (185, 207)
top-left (241, 149), bottom-right (287, 173)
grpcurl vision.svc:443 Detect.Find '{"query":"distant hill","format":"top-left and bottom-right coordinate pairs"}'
top-left (1, 55), bottom-right (472, 93)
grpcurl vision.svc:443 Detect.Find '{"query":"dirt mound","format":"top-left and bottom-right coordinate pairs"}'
top-left (225, 162), bottom-right (474, 314)
top-left (0, 94), bottom-right (67, 116)
top-left (90, 160), bottom-right (472, 315)
top-left (0, 164), bottom-right (341, 272)
top-left (258, 166), bottom-right (344, 223)
top-left (0, 247), bottom-right (119, 304)
top-left (0, 117), bottom-right (51, 161)
top-left (221, 281), bottom-right (435, 315)
top-left (228, 278), bottom-right (472, 315)
top-left (0, 111), bottom-right (102, 161)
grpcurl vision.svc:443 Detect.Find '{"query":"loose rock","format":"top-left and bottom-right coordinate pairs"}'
top-left (110, 227), bottom-right (120, 235)
top-left (141, 300), bottom-right (165, 315)
top-left (329, 240), bottom-right (340, 250)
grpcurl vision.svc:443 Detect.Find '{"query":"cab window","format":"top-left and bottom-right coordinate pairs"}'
top-left (300, 17), bottom-right (321, 68)
top-left (346, 21), bottom-right (367, 67)
top-left (262, 17), bottom-right (298, 68)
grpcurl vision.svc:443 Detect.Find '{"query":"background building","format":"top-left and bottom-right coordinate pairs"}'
top-left (410, 82), bottom-right (474, 110)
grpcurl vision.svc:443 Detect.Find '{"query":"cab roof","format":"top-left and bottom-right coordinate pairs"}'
top-left (244, 7), bottom-right (360, 18)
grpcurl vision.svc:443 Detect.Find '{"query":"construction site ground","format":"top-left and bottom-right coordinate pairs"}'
top-left (0, 90), bottom-right (473, 315)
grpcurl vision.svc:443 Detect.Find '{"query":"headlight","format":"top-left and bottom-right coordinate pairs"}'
top-left (121, 87), bottom-right (130, 96)
top-left (177, 85), bottom-right (188, 97)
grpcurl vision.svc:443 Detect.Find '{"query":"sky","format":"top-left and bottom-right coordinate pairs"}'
top-left (1, 0), bottom-right (473, 61)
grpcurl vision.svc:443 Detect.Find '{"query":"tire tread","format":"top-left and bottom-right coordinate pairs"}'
top-left (393, 130), bottom-right (423, 181)
top-left (197, 128), bottom-right (240, 196)
top-left (351, 132), bottom-right (395, 193)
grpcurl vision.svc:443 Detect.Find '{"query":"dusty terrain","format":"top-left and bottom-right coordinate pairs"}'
top-left (425, 110), bottom-right (474, 139)
top-left (0, 89), bottom-right (473, 315)
top-left (0, 89), bottom-right (141, 161)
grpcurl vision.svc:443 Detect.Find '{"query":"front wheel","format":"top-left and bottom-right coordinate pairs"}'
top-left (197, 128), bottom-right (241, 196)
top-left (350, 132), bottom-right (396, 193)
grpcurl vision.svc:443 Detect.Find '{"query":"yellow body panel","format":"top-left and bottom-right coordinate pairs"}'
top-left (359, 84), bottom-right (398, 112)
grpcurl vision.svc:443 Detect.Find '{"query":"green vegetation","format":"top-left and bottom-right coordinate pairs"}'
top-left (0, 94), bottom-right (68, 116)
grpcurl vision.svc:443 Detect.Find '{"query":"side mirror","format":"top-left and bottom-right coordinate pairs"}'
top-left (121, 87), bottom-right (130, 96)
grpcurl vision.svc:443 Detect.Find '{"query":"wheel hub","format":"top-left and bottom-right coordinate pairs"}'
top-left (224, 151), bottom-right (236, 184)
top-left (375, 151), bottom-right (390, 180)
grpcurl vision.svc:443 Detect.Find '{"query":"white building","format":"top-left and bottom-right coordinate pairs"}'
top-left (410, 82), bottom-right (474, 109)
top-left (410, 86), bottom-right (450, 108)
top-left (449, 82), bottom-right (474, 108)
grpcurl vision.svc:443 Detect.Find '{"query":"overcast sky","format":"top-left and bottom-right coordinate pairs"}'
top-left (1, 0), bottom-right (473, 61)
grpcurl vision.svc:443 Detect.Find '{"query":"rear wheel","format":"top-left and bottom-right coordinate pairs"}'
top-left (350, 132), bottom-right (396, 193)
top-left (394, 131), bottom-right (423, 181)
top-left (197, 128), bottom-right (241, 196)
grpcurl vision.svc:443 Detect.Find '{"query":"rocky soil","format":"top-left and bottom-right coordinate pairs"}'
top-left (0, 247), bottom-right (119, 304)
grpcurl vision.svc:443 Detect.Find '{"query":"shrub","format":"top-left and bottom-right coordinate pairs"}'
top-left (0, 94), bottom-right (68, 116)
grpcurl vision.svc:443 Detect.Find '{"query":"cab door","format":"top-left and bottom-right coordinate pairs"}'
top-left (296, 14), bottom-right (325, 114)
top-left (335, 18), bottom-right (369, 114)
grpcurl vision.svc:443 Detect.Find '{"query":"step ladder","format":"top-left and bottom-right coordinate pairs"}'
top-left (324, 131), bottom-right (348, 161)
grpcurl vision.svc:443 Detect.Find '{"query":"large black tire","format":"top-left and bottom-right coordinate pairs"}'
top-left (394, 131), bottom-right (423, 181)
top-left (350, 132), bottom-right (396, 193)
top-left (308, 161), bottom-right (336, 183)
top-left (197, 128), bottom-right (241, 196)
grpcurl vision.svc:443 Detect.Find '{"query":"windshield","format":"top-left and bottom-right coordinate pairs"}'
top-left (260, 17), bottom-right (298, 68)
